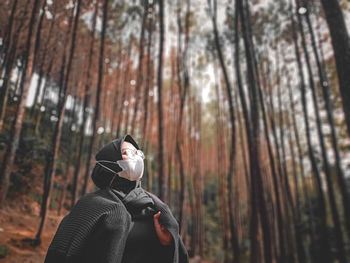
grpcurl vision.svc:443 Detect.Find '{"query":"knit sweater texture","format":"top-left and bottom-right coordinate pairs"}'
top-left (44, 188), bottom-right (188, 263)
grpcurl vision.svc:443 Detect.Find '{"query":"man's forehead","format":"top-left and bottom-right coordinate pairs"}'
top-left (122, 141), bottom-right (135, 149)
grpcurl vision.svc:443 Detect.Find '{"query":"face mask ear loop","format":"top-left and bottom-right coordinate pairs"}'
top-left (109, 174), bottom-right (117, 187)
top-left (96, 161), bottom-right (120, 188)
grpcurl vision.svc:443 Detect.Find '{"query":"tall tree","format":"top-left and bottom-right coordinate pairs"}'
top-left (239, 0), bottom-right (273, 262)
top-left (0, 0), bottom-right (31, 130)
top-left (29, 0), bottom-right (47, 118)
top-left (34, 0), bottom-right (82, 244)
top-left (303, 0), bottom-right (350, 238)
top-left (0, 0), bottom-right (40, 206)
top-left (71, 0), bottom-right (98, 206)
top-left (0, 0), bottom-right (18, 68)
top-left (130, 0), bottom-right (148, 133)
top-left (208, 0), bottom-right (240, 260)
top-left (296, 1), bottom-right (347, 261)
top-left (81, 0), bottom-right (108, 196)
top-left (175, 0), bottom-right (191, 238)
top-left (157, 0), bottom-right (166, 201)
top-left (289, 2), bottom-right (331, 261)
top-left (320, 0), bottom-right (350, 136)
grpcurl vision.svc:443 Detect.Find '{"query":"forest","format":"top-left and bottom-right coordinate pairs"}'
top-left (0, 0), bottom-right (349, 262)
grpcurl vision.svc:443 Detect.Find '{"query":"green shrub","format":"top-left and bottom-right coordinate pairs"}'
top-left (0, 243), bottom-right (11, 259)
top-left (29, 192), bottom-right (42, 204)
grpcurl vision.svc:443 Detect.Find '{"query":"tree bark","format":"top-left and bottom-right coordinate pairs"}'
top-left (0, 0), bottom-right (31, 130)
top-left (304, 0), bottom-right (350, 238)
top-left (34, 0), bottom-right (82, 244)
top-left (157, 0), bottom-right (166, 201)
top-left (130, 0), bottom-right (148, 133)
top-left (320, 0), bottom-right (350, 137)
top-left (296, 1), bottom-right (347, 261)
top-left (238, 0), bottom-right (273, 262)
top-left (289, 3), bottom-right (331, 261)
top-left (0, 0), bottom-right (41, 206)
top-left (81, 0), bottom-right (108, 196)
top-left (71, 0), bottom-right (97, 205)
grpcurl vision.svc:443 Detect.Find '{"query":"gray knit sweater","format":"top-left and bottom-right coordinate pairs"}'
top-left (44, 188), bottom-right (188, 263)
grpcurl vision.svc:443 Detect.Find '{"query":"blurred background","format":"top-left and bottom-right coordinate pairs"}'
top-left (0, 0), bottom-right (349, 262)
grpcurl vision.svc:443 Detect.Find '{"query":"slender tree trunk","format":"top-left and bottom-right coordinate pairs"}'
top-left (58, 96), bottom-right (78, 215)
top-left (71, 0), bottom-right (97, 205)
top-left (115, 43), bottom-right (132, 139)
top-left (0, 0), bottom-right (40, 206)
top-left (289, 3), bottom-right (331, 261)
top-left (296, 2), bottom-right (347, 261)
top-left (213, 61), bottom-right (231, 262)
top-left (320, 0), bottom-right (350, 136)
top-left (34, 0), bottom-right (82, 244)
top-left (81, 0), bottom-right (108, 195)
top-left (238, 1), bottom-right (273, 261)
top-left (304, 0), bottom-right (350, 238)
top-left (209, 0), bottom-right (240, 260)
top-left (30, 0), bottom-right (50, 118)
top-left (28, 0), bottom-right (47, 118)
top-left (157, 0), bottom-right (166, 201)
top-left (258, 59), bottom-right (287, 263)
top-left (34, 45), bottom-right (57, 135)
top-left (0, 0), bottom-right (31, 130)
top-left (130, 0), bottom-right (148, 133)
top-left (0, 0), bottom-right (18, 68)
top-left (142, 11), bottom-right (154, 139)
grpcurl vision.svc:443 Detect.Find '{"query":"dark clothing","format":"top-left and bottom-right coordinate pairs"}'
top-left (44, 187), bottom-right (188, 263)
top-left (121, 213), bottom-right (173, 263)
top-left (117, 186), bottom-right (173, 263)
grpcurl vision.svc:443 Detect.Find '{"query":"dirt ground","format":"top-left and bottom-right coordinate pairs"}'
top-left (0, 195), bottom-right (64, 263)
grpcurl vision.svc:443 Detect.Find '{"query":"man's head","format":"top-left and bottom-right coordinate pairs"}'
top-left (91, 135), bottom-right (142, 188)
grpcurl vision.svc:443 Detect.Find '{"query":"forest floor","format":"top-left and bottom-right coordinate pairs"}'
top-left (0, 195), bottom-right (64, 263)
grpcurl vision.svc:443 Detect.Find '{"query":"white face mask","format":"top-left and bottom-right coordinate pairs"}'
top-left (96, 154), bottom-right (144, 182)
top-left (116, 155), bottom-right (144, 181)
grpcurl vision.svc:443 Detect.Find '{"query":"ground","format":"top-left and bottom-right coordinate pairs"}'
top-left (0, 195), bottom-right (64, 263)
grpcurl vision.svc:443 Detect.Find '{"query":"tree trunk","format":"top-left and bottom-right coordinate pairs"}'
top-left (130, 0), bottom-right (148, 133)
top-left (81, 0), bottom-right (108, 196)
top-left (157, 0), bottom-right (166, 201)
top-left (290, 3), bottom-right (331, 261)
top-left (213, 62), bottom-right (231, 262)
top-left (238, 0), bottom-right (273, 261)
top-left (320, 0), bottom-right (350, 137)
top-left (209, 0), bottom-right (240, 260)
top-left (28, 0), bottom-right (47, 118)
top-left (0, 0), bottom-right (18, 68)
top-left (0, 0), bottom-right (40, 206)
top-left (258, 58), bottom-right (287, 263)
top-left (34, 0), bottom-right (82, 244)
top-left (304, 0), bottom-right (350, 238)
top-left (71, 0), bottom-right (97, 205)
top-left (296, 1), bottom-right (347, 261)
top-left (0, 0), bottom-right (31, 130)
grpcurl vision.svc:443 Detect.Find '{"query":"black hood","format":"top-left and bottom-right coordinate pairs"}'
top-left (91, 134), bottom-right (140, 189)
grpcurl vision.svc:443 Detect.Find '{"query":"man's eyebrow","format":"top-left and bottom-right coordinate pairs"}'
top-left (121, 147), bottom-right (133, 152)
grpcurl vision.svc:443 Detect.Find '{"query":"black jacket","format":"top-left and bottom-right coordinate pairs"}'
top-left (44, 188), bottom-right (188, 263)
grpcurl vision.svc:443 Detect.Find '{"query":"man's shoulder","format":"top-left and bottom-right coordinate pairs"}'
top-left (74, 188), bottom-right (124, 212)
